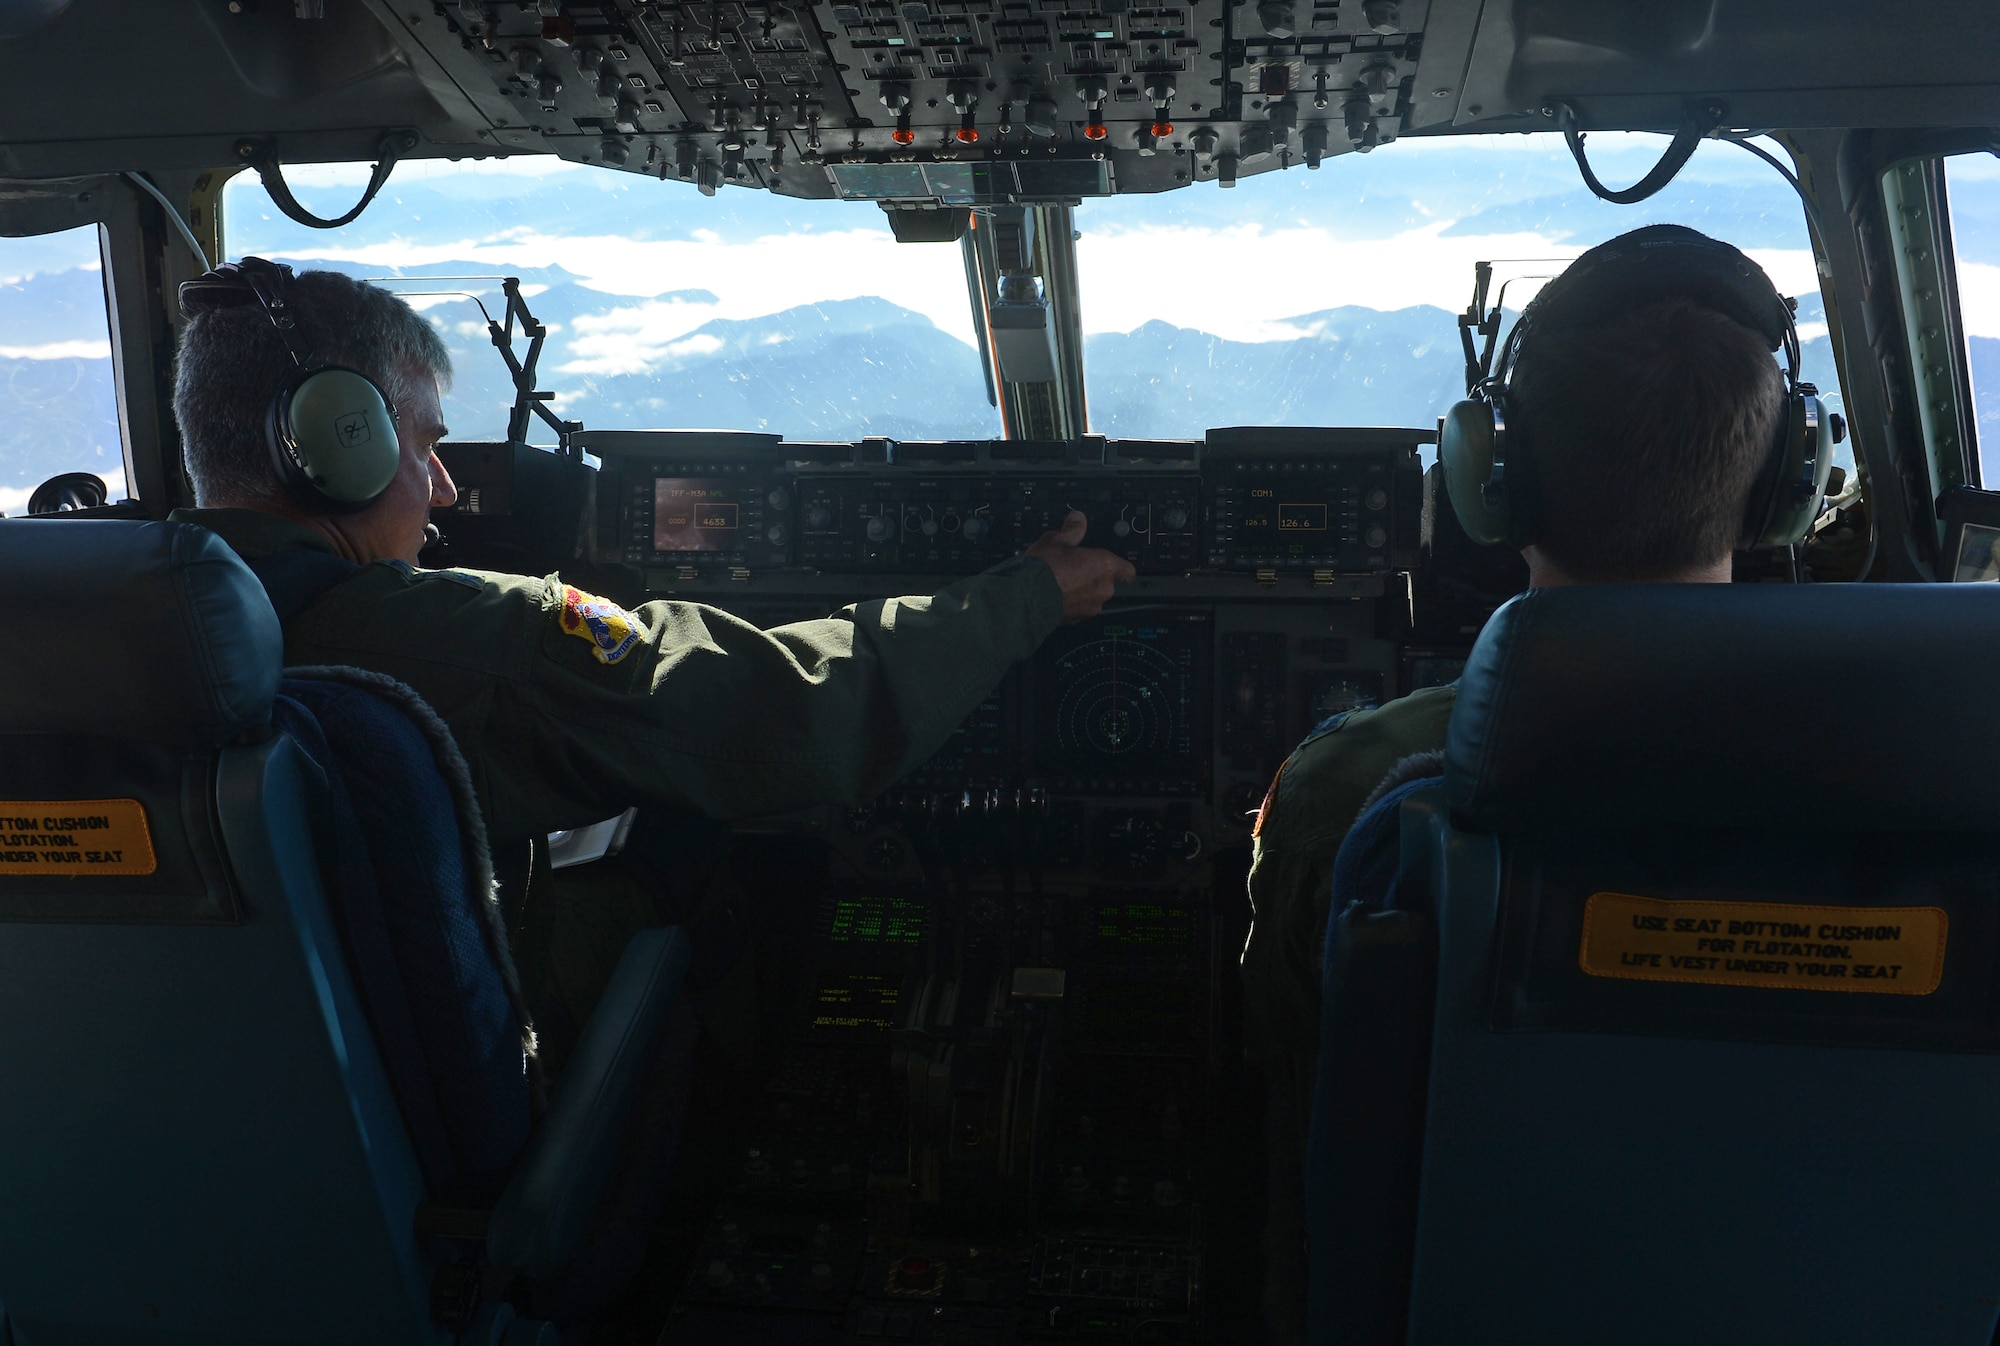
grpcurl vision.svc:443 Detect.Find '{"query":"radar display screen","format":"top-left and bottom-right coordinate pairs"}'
top-left (1034, 612), bottom-right (1210, 794)
top-left (653, 478), bottom-right (743, 551)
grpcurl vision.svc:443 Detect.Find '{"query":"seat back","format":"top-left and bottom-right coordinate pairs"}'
top-left (0, 519), bottom-right (446, 1345)
top-left (1310, 583), bottom-right (2000, 1346)
top-left (273, 667), bottom-right (535, 1206)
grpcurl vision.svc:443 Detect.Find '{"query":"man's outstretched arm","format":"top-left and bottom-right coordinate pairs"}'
top-left (505, 511), bottom-right (1135, 823)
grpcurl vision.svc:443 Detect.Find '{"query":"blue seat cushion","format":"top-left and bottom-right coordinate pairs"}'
top-left (275, 677), bottom-right (531, 1203)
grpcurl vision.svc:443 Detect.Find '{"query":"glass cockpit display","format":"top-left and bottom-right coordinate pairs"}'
top-left (1035, 613), bottom-right (1211, 794)
top-left (653, 478), bottom-right (744, 552)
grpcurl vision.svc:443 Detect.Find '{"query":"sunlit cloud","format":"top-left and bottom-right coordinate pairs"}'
top-left (561, 313), bottom-right (728, 375)
top-left (272, 227), bottom-right (982, 348)
top-left (558, 294), bottom-right (726, 374)
top-left (0, 467), bottom-right (125, 517)
top-left (224, 144), bottom-right (1872, 362)
top-left (0, 340), bottom-right (112, 359)
top-left (1077, 220), bottom-right (1823, 343)
top-left (276, 215), bottom-right (1831, 357)
top-left (1958, 261), bottom-right (2000, 339)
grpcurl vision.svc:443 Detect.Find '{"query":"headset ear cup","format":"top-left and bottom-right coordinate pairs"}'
top-left (1440, 397), bottom-right (1514, 547)
top-left (1743, 388), bottom-right (1833, 549)
top-left (268, 366), bottom-right (402, 513)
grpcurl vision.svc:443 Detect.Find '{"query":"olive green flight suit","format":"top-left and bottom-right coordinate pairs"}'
top-left (1241, 682), bottom-right (1458, 1058)
top-left (173, 507), bottom-right (1064, 1050)
top-left (1240, 681), bottom-right (1455, 1341)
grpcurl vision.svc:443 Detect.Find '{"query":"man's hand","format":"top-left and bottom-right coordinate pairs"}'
top-left (1025, 510), bottom-right (1136, 623)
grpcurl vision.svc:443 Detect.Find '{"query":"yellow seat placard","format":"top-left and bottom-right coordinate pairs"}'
top-left (0, 800), bottom-right (157, 877)
top-left (1579, 892), bottom-right (1946, 996)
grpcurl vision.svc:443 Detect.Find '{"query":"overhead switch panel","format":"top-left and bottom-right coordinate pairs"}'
top-left (366, 0), bottom-right (1432, 201)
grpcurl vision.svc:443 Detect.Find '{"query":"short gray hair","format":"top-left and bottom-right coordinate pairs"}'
top-left (173, 268), bottom-right (453, 505)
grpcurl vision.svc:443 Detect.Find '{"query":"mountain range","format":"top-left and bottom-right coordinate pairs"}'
top-left (1, 256), bottom-right (1989, 509)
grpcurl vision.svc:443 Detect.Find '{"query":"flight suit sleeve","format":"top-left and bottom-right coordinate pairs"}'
top-left (1242, 745), bottom-right (1363, 1059)
top-left (498, 554), bottom-right (1064, 826)
top-left (1239, 685), bottom-right (1458, 1058)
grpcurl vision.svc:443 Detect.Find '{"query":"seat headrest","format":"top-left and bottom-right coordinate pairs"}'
top-left (1446, 584), bottom-right (2000, 833)
top-left (0, 520), bottom-right (281, 747)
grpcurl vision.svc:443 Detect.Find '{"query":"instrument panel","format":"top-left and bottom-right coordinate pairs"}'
top-left (794, 470), bottom-right (1202, 574)
top-left (563, 427), bottom-right (1425, 577)
top-left (427, 425), bottom-right (1516, 1346)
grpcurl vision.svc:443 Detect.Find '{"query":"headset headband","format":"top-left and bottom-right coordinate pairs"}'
top-left (177, 257), bottom-right (314, 369)
top-left (1502, 224), bottom-right (1799, 385)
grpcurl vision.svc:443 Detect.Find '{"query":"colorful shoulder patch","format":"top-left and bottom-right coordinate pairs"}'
top-left (559, 586), bottom-right (643, 665)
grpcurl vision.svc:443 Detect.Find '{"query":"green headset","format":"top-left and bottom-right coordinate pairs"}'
top-left (178, 257), bottom-right (402, 513)
top-left (1438, 224), bottom-right (1835, 552)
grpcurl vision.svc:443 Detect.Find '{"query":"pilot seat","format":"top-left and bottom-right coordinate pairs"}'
top-left (0, 518), bottom-right (690, 1345)
top-left (1308, 582), bottom-right (2000, 1346)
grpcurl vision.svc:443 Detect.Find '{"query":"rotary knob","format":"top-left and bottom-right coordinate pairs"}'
top-left (766, 522), bottom-right (788, 545)
top-left (1160, 505), bottom-right (1190, 532)
top-left (921, 515), bottom-right (940, 537)
top-left (1365, 524), bottom-right (1389, 549)
top-left (1365, 487), bottom-right (1389, 511)
top-left (804, 503), bottom-right (833, 529)
top-left (768, 486), bottom-right (793, 510)
top-left (962, 515), bottom-right (991, 543)
top-left (866, 514), bottom-right (897, 543)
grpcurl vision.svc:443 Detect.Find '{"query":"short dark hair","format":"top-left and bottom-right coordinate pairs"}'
top-left (173, 269), bottom-right (452, 505)
top-left (1510, 295), bottom-right (1785, 581)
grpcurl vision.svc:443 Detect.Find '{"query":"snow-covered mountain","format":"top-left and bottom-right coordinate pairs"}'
top-left (0, 256), bottom-right (1982, 508)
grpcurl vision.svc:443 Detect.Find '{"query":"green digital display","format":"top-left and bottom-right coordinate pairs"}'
top-left (1094, 902), bottom-right (1192, 949)
top-left (824, 892), bottom-right (924, 945)
top-left (810, 973), bottom-right (901, 1032)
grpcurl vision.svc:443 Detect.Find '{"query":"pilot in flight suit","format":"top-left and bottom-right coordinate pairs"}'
top-left (168, 262), bottom-right (1133, 1069)
top-left (165, 503), bottom-right (1097, 1060)
top-left (170, 507), bottom-right (1065, 837)
top-left (1241, 224), bottom-right (1802, 1344)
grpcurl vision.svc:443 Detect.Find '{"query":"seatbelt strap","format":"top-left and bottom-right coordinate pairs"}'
top-left (247, 548), bottom-right (361, 624)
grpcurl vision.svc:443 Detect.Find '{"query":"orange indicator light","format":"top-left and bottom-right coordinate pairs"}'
top-left (955, 126), bottom-right (980, 142)
top-left (1150, 120), bottom-right (1174, 137)
top-left (1083, 121), bottom-right (1108, 141)
top-left (892, 126), bottom-right (916, 144)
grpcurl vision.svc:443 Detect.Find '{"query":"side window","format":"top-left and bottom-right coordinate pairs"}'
top-left (1945, 155), bottom-right (1999, 484)
top-left (0, 226), bottom-right (121, 515)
